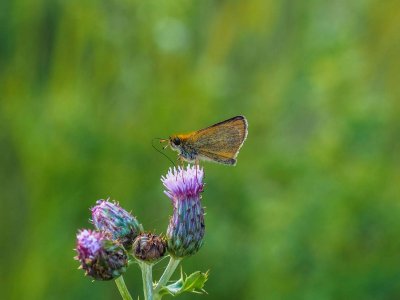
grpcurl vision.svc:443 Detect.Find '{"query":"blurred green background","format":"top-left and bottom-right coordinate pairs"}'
top-left (1, 0), bottom-right (400, 299)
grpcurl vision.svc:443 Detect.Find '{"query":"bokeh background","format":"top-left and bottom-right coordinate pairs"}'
top-left (1, 0), bottom-right (400, 299)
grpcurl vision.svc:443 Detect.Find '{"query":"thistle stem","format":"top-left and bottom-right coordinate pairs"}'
top-left (115, 275), bottom-right (133, 300)
top-left (154, 257), bottom-right (182, 293)
top-left (140, 262), bottom-right (154, 300)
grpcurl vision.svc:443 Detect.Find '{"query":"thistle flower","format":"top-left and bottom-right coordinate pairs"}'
top-left (133, 233), bottom-right (167, 263)
top-left (91, 199), bottom-right (142, 249)
top-left (162, 165), bottom-right (205, 258)
top-left (75, 229), bottom-right (128, 280)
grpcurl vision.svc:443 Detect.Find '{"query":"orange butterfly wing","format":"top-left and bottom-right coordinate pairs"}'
top-left (186, 116), bottom-right (248, 165)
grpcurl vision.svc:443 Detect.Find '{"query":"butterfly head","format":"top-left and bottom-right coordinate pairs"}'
top-left (168, 135), bottom-right (182, 150)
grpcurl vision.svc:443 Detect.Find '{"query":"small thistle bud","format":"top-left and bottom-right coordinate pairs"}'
top-left (161, 165), bottom-right (205, 258)
top-left (132, 233), bottom-right (166, 263)
top-left (75, 229), bottom-right (128, 281)
top-left (91, 199), bottom-right (142, 249)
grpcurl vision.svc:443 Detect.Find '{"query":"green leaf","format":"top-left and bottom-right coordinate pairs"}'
top-left (158, 269), bottom-right (209, 297)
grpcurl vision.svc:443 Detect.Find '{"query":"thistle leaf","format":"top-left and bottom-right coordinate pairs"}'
top-left (158, 269), bottom-right (209, 297)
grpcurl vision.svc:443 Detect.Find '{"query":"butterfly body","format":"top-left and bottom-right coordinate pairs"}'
top-left (167, 116), bottom-right (248, 166)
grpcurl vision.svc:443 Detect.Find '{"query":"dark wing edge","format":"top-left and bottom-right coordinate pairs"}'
top-left (199, 115), bottom-right (248, 132)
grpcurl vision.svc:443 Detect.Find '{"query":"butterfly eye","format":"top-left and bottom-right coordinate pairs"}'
top-left (172, 137), bottom-right (181, 146)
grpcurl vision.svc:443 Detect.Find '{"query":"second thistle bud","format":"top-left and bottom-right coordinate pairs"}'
top-left (132, 233), bottom-right (166, 263)
top-left (91, 199), bottom-right (142, 249)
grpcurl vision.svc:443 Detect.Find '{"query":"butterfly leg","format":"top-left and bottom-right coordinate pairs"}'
top-left (195, 158), bottom-right (199, 182)
top-left (178, 156), bottom-right (185, 182)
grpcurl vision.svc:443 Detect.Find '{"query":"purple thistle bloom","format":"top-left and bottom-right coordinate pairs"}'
top-left (75, 229), bottom-right (128, 281)
top-left (91, 199), bottom-right (142, 249)
top-left (161, 165), bottom-right (205, 258)
top-left (76, 229), bottom-right (105, 261)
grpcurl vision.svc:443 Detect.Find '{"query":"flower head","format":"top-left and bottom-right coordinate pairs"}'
top-left (91, 199), bottom-right (142, 249)
top-left (75, 229), bottom-right (105, 261)
top-left (161, 165), bottom-right (205, 258)
top-left (162, 165), bottom-right (204, 201)
top-left (132, 233), bottom-right (167, 263)
top-left (75, 229), bottom-right (128, 280)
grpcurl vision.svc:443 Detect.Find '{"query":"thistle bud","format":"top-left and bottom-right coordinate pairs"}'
top-left (132, 233), bottom-right (166, 263)
top-left (75, 229), bottom-right (128, 280)
top-left (91, 199), bottom-right (142, 249)
top-left (161, 165), bottom-right (205, 258)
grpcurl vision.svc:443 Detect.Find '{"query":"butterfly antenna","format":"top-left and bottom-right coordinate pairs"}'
top-left (152, 138), bottom-right (176, 167)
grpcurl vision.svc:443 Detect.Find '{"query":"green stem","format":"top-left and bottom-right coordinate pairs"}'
top-left (115, 275), bottom-right (133, 300)
top-left (140, 262), bottom-right (154, 300)
top-left (154, 257), bottom-right (182, 293)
